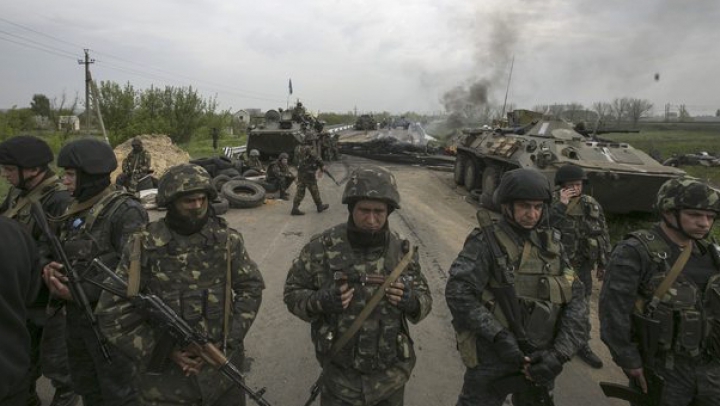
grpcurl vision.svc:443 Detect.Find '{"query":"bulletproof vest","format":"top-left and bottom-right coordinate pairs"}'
top-left (629, 229), bottom-right (720, 357)
top-left (1, 175), bottom-right (64, 237)
top-left (555, 195), bottom-right (605, 263)
top-left (313, 223), bottom-right (412, 373)
top-left (141, 217), bottom-right (232, 346)
top-left (298, 146), bottom-right (320, 175)
top-left (482, 219), bottom-right (574, 349)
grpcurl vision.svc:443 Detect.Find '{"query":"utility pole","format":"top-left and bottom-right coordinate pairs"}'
top-left (78, 49), bottom-right (95, 135)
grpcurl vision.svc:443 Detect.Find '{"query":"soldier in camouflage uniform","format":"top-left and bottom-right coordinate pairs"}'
top-left (95, 164), bottom-right (265, 406)
top-left (266, 152), bottom-right (295, 200)
top-left (120, 137), bottom-right (152, 192)
top-left (0, 136), bottom-right (77, 406)
top-left (244, 149), bottom-right (265, 174)
top-left (600, 178), bottom-right (720, 405)
top-left (445, 168), bottom-right (586, 406)
top-left (291, 134), bottom-right (329, 215)
top-left (284, 165), bottom-right (432, 406)
top-left (549, 164), bottom-right (610, 369)
top-left (43, 138), bottom-right (148, 406)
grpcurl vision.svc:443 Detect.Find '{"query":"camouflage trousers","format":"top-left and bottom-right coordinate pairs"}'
top-left (294, 176), bottom-right (322, 207)
top-left (27, 306), bottom-right (73, 394)
top-left (636, 355), bottom-right (720, 406)
top-left (574, 258), bottom-right (596, 346)
top-left (320, 362), bottom-right (409, 406)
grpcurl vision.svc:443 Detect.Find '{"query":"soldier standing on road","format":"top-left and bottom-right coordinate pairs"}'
top-left (266, 152), bottom-right (295, 200)
top-left (42, 138), bottom-right (148, 406)
top-left (0, 136), bottom-right (77, 406)
top-left (445, 168), bottom-right (586, 406)
top-left (550, 164), bottom-right (610, 369)
top-left (284, 165), bottom-right (432, 406)
top-left (120, 137), bottom-right (152, 192)
top-left (95, 164), bottom-right (265, 406)
top-left (291, 134), bottom-right (329, 216)
top-left (600, 178), bottom-right (720, 405)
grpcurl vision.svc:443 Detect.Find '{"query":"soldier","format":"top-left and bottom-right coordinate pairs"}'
top-left (42, 138), bottom-right (148, 406)
top-left (120, 137), bottom-right (152, 192)
top-left (600, 178), bottom-right (720, 405)
top-left (284, 165), bottom-right (432, 405)
top-left (266, 152), bottom-right (295, 200)
top-left (0, 136), bottom-right (77, 406)
top-left (445, 168), bottom-right (586, 406)
top-left (549, 164), bottom-right (610, 369)
top-left (291, 134), bottom-right (329, 216)
top-left (244, 149), bottom-right (265, 173)
top-left (212, 127), bottom-right (220, 151)
top-left (0, 217), bottom-right (42, 406)
top-left (95, 164), bottom-right (265, 406)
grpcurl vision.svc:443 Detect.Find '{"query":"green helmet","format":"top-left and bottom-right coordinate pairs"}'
top-left (278, 152), bottom-right (289, 160)
top-left (249, 149), bottom-right (260, 157)
top-left (554, 164), bottom-right (587, 186)
top-left (342, 165), bottom-right (400, 209)
top-left (157, 164), bottom-right (217, 207)
top-left (496, 168), bottom-right (552, 204)
top-left (656, 177), bottom-right (720, 213)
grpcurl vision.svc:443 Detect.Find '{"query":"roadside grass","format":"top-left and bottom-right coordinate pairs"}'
top-left (180, 133), bottom-right (247, 159)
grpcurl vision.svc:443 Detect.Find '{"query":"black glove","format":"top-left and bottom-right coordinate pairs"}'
top-left (526, 350), bottom-right (564, 385)
top-left (396, 277), bottom-right (420, 315)
top-left (309, 287), bottom-right (344, 314)
top-left (492, 330), bottom-right (525, 367)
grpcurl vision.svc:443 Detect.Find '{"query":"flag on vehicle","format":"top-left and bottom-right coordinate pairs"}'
top-left (289, 79), bottom-right (293, 95)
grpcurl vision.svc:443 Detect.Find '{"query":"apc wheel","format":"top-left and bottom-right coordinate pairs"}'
top-left (481, 166), bottom-right (500, 203)
top-left (464, 160), bottom-right (480, 191)
top-left (454, 155), bottom-right (467, 185)
top-left (222, 179), bottom-right (266, 209)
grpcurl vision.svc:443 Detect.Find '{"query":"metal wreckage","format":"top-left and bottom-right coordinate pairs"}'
top-left (452, 109), bottom-right (687, 214)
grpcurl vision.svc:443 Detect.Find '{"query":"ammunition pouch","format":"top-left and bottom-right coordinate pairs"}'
top-left (522, 299), bottom-right (560, 350)
top-left (455, 330), bottom-right (479, 368)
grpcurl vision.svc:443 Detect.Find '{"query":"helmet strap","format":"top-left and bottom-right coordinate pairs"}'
top-left (662, 210), bottom-right (707, 241)
top-left (17, 167), bottom-right (44, 191)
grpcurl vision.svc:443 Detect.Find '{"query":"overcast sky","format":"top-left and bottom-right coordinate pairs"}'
top-left (2, 0), bottom-right (719, 116)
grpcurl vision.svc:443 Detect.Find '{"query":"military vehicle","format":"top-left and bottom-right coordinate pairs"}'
top-left (453, 109), bottom-right (686, 213)
top-left (246, 109), bottom-right (305, 160)
top-left (354, 114), bottom-right (377, 131)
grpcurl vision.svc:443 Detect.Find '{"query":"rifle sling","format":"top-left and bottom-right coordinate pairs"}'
top-left (565, 196), bottom-right (581, 215)
top-left (327, 244), bottom-right (415, 360)
top-left (635, 244), bottom-right (692, 314)
top-left (126, 235), bottom-right (142, 297)
top-left (2, 175), bottom-right (60, 218)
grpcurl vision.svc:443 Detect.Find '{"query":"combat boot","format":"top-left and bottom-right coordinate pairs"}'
top-left (316, 203), bottom-right (329, 213)
top-left (577, 345), bottom-right (603, 369)
top-left (50, 387), bottom-right (79, 406)
top-left (279, 191), bottom-right (290, 201)
top-left (291, 204), bottom-right (305, 215)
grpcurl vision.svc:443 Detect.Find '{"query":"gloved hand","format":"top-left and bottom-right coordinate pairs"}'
top-left (492, 330), bottom-right (526, 367)
top-left (310, 287), bottom-right (345, 314)
top-left (386, 277), bottom-right (420, 315)
top-left (526, 350), bottom-right (564, 385)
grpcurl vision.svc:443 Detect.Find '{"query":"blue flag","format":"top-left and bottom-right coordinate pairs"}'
top-left (289, 79), bottom-right (293, 95)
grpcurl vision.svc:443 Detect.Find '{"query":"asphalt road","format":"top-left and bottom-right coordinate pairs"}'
top-left (38, 144), bottom-right (628, 406)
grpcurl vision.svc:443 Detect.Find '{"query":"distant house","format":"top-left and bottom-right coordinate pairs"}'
top-left (58, 115), bottom-right (80, 131)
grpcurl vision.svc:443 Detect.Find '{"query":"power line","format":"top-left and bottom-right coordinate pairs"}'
top-left (0, 33), bottom-right (77, 61)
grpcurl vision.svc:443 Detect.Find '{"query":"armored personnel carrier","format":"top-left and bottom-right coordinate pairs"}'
top-left (246, 109), bottom-right (305, 160)
top-left (453, 110), bottom-right (686, 213)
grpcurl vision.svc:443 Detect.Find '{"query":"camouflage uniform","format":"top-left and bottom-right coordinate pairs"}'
top-left (96, 164), bottom-right (265, 406)
top-left (0, 135), bottom-right (76, 406)
top-left (550, 165), bottom-right (611, 367)
top-left (600, 178), bottom-right (720, 406)
top-left (244, 150), bottom-right (264, 173)
top-left (55, 138), bottom-right (148, 406)
top-left (292, 140), bottom-right (328, 215)
top-left (284, 166), bottom-right (432, 406)
top-left (121, 139), bottom-right (152, 192)
top-left (266, 153), bottom-right (295, 198)
top-left (445, 169), bottom-right (586, 406)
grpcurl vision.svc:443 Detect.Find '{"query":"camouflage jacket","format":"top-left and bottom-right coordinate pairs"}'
top-left (267, 160), bottom-right (294, 181)
top-left (599, 225), bottom-right (720, 369)
top-left (284, 223), bottom-right (431, 389)
top-left (122, 149), bottom-right (152, 180)
top-left (445, 219), bottom-right (586, 362)
top-left (550, 193), bottom-right (611, 267)
top-left (244, 156), bottom-right (264, 173)
top-left (95, 215), bottom-right (264, 404)
top-left (296, 146), bottom-right (324, 179)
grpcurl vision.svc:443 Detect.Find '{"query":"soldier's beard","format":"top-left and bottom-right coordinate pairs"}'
top-left (165, 204), bottom-right (209, 235)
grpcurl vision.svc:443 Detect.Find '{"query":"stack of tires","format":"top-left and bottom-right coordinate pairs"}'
top-left (209, 173), bottom-right (267, 215)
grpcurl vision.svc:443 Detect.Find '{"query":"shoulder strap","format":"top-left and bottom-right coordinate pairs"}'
top-left (126, 234), bottom-right (143, 297)
top-left (635, 244), bottom-right (692, 314)
top-left (2, 175), bottom-right (61, 218)
top-left (565, 196), bottom-right (582, 214)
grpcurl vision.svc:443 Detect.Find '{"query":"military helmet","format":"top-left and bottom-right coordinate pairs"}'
top-left (0, 135), bottom-right (54, 168)
top-left (656, 177), bottom-right (720, 213)
top-left (157, 164), bottom-right (217, 207)
top-left (304, 133), bottom-right (317, 143)
top-left (555, 164), bottom-right (587, 185)
top-left (278, 152), bottom-right (289, 160)
top-left (249, 149), bottom-right (260, 157)
top-left (131, 137), bottom-right (143, 147)
top-left (342, 165), bottom-right (400, 209)
top-left (57, 138), bottom-right (117, 174)
top-left (496, 168), bottom-right (552, 204)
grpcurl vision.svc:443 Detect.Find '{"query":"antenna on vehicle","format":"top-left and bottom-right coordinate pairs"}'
top-left (500, 54), bottom-right (515, 121)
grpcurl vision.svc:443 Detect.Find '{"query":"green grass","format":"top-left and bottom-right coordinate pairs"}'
top-left (179, 133), bottom-right (247, 159)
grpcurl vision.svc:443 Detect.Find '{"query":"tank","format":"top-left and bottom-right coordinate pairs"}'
top-left (453, 109), bottom-right (687, 213)
top-left (246, 109), bottom-right (305, 160)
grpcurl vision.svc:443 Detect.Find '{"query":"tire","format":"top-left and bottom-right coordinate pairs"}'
top-left (212, 174), bottom-right (232, 192)
top-left (222, 179), bottom-right (266, 209)
top-left (242, 169), bottom-right (262, 177)
top-left (217, 168), bottom-right (241, 178)
top-left (464, 160), bottom-right (480, 191)
top-left (211, 196), bottom-right (229, 215)
top-left (481, 166), bottom-right (500, 203)
top-left (453, 155), bottom-right (467, 185)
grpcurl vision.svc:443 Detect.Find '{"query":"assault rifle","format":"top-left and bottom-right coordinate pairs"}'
top-left (92, 259), bottom-right (274, 406)
top-left (321, 168), bottom-right (340, 186)
top-left (30, 202), bottom-right (112, 361)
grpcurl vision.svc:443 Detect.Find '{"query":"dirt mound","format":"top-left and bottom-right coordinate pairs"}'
top-left (111, 135), bottom-right (190, 182)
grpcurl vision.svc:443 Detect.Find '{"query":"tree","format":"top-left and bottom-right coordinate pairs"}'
top-left (592, 102), bottom-right (613, 128)
top-left (98, 81), bottom-right (137, 144)
top-left (30, 94), bottom-right (51, 118)
top-left (611, 97), bottom-right (631, 125)
top-left (626, 98), bottom-right (654, 126)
